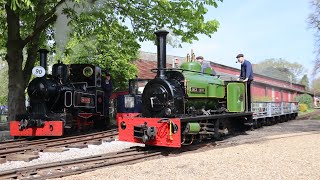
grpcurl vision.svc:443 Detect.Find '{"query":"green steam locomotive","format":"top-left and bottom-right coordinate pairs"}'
top-left (118, 30), bottom-right (296, 148)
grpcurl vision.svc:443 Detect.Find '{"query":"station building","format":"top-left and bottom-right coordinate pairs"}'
top-left (136, 51), bottom-right (312, 102)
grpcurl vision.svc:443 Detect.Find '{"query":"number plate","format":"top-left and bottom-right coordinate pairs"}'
top-left (32, 66), bottom-right (46, 77)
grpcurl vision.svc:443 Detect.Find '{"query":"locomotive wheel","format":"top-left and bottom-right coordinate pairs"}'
top-left (258, 120), bottom-right (263, 128)
top-left (94, 116), bottom-right (109, 130)
top-left (214, 119), bottom-right (221, 140)
top-left (13, 136), bottom-right (21, 140)
top-left (253, 119), bottom-right (258, 129)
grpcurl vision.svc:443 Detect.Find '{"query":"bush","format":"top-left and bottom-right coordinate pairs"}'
top-left (299, 104), bottom-right (308, 112)
top-left (0, 95), bottom-right (7, 106)
top-left (294, 94), bottom-right (313, 109)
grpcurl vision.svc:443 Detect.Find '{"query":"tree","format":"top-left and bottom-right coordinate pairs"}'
top-left (299, 74), bottom-right (309, 90)
top-left (294, 93), bottom-right (313, 108)
top-left (311, 76), bottom-right (320, 95)
top-left (254, 58), bottom-right (306, 83)
top-left (1, 0), bottom-right (223, 121)
top-left (309, 0), bottom-right (320, 75)
top-left (64, 23), bottom-right (139, 91)
top-left (0, 61), bottom-right (8, 105)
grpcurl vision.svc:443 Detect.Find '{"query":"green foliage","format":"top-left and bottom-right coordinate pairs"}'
top-left (294, 93), bottom-right (314, 109)
top-left (299, 74), bottom-right (309, 90)
top-left (65, 0), bottom-right (222, 44)
top-left (64, 24), bottom-right (139, 90)
top-left (254, 58), bottom-right (306, 83)
top-left (2, 0), bottom-right (223, 119)
top-left (312, 115), bottom-right (320, 120)
top-left (0, 61), bottom-right (8, 105)
top-left (56, 0), bottom-right (223, 90)
top-left (3, 0), bottom-right (223, 84)
top-left (8, 0), bottom-right (33, 11)
top-left (0, 96), bottom-right (7, 106)
top-left (311, 76), bottom-right (320, 95)
top-left (298, 104), bottom-right (308, 112)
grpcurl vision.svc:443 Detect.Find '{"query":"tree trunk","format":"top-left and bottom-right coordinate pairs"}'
top-left (6, 4), bottom-right (25, 121)
top-left (5, 1), bottom-right (60, 121)
top-left (7, 50), bottom-right (25, 121)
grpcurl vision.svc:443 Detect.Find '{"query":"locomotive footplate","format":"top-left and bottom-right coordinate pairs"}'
top-left (10, 121), bottom-right (64, 136)
top-left (180, 112), bottom-right (254, 125)
top-left (119, 117), bottom-right (181, 148)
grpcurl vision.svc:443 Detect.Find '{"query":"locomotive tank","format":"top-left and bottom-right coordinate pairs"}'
top-left (118, 30), bottom-right (255, 148)
top-left (27, 77), bottom-right (60, 113)
top-left (141, 50), bottom-right (228, 118)
top-left (180, 62), bottom-right (226, 112)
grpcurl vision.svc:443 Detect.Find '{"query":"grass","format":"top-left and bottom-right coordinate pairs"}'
top-left (298, 108), bottom-right (315, 116)
top-left (312, 115), bottom-right (320, 120)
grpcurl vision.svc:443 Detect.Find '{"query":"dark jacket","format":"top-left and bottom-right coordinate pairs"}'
top-left (103, 79), bottom-right (113, 98)
top-left (240, 60), bottom-right (254, 80)
top-left (201, 61), bottom-right (216, 75)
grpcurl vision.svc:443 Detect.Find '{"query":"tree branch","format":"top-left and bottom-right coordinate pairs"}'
top-left (22, 0), bottom-right (66, 46)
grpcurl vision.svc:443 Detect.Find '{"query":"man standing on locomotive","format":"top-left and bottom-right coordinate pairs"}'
top-left (236, 53), bottom-right (254, 111)
top-left (103, 71), bottom-right (113, 121)
top-left (196, 56), bottom-right (216, 75)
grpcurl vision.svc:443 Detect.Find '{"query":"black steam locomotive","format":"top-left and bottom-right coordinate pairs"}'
top-left (10, 49), bottom-right (108, 137)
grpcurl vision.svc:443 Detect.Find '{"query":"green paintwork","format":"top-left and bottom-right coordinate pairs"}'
top-left (180, 62), bottom-right (201, 72)
top-left (227, 82), bottom-right (245, 112)
top-left (204, 67), bottom-right (213, 74)
top-left (187, 122), bottom-right (201, 133)
top-left (182, 70), bottom-right (225, 99)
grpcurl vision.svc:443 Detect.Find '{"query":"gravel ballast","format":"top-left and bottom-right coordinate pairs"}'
top-left (0, 141), bottom-right (143, 172)
top-left (56, 120), bottom-right (320, 180)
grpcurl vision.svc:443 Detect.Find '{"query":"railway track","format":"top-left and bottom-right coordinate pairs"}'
top-left (1, 118), bottom-right (317, 179)
top-left (0, 129), bottom-right (118, 160)
top-left (0, 147), bottom-right (163, 179)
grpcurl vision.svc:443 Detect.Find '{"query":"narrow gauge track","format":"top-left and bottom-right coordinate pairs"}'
top-left (0, 129), bottom-right (118, 158)
top-left (0, 147), bottom-right (164, 179)
top-left (1, 119), bottom-right (317, 179)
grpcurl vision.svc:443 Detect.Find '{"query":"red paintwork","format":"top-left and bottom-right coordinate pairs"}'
top-left (78, 113), bottom-right (93, 118)
top-left (252, 84), bottom-right (266, 97)
top-left (118, 117), bottom-right (181, 148)
top-left (110, 91), bottom-right (129, 100)
top-left (282, 91), bottom-right (289, 102)
top-left (213, 63), bottom-right (305, 91)
top-left (10, 121), bottom-right (63, 136)
top-left (76, 114), bottom-right (95, 130)
top-left (274, 90), bottom-right (281, 102)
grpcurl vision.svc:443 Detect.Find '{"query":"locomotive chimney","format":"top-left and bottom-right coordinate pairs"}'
top-left (38, 49), bottom-right (49, 72)
top-left (155, 30), bottom-right (169, 79)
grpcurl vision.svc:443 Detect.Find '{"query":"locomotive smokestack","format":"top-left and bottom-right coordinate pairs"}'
top-left (155, 30), bottom-right (169, 78)
top-left (38, 49), bottom-right (49, 72)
